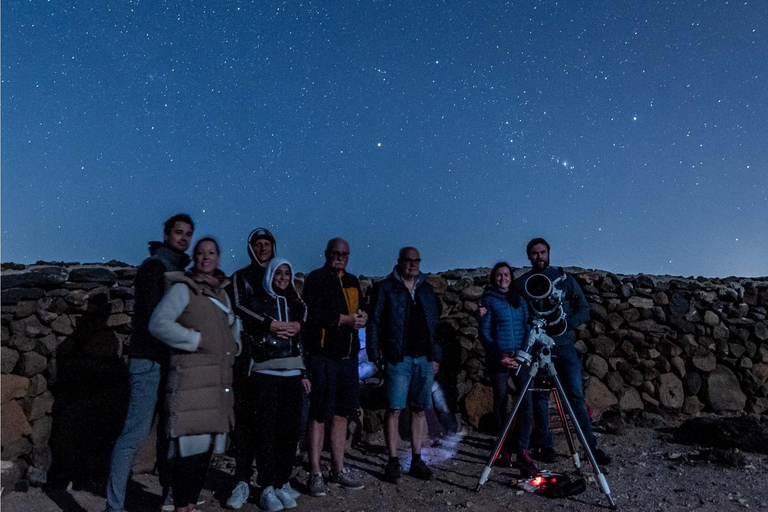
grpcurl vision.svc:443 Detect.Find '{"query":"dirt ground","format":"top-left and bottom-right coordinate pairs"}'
top-left (3, 424), bottom-right (768, 512)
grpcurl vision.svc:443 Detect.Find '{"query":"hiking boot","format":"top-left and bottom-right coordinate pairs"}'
top-left (592, 448), bottom-right (612, 466)
top-left (309, 472), bottom-right (326, 497)
top-left (536, 446), bottom-right (557, 463)
top-left (516, 449), bottom-right (540, 478)
top-left (161, 487), bottom-right (174, 512)
top-left (273, 487), bottom-right (297, 510)
top-left (384, 458), bottom-right (402, 483)
top-left (329, 468), bottom-right (365, 490)
top-left (279, 482), bottom-right (300, 500)
top-left (408, 459), bottom-right (434, 481)
top-left (226, 481), bottom-right (250, 509)
top-left (259, 486), bottom-right (284, 512)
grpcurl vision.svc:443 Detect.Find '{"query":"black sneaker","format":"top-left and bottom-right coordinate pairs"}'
top-left (592, 448), bottom-right (612, 466)
top-left (516, 449), bottom-right (540, 478)
top-left (408, 459), bottom-right (434, 481)
top-left (384, 458), bottom-right (402, 483)
top-left (536, 446), bottom-right (557, 463)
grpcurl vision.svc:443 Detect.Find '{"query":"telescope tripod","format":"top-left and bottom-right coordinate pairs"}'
top-left (474, 345), bottom-right (617, 509)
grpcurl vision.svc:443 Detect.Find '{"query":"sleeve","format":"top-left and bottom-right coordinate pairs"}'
top-left (566, 275), bottom-right (590, 330)
top-left (304, 272), bottom-right (342, 329)
top-left (366, 281), bottom-right (385, 364)
top-left (223, 294), bottom-right (242, 356)
top-left (479, 297), bottom-right (503, 363)
top-left (133, 259), bottom-right (167, 321)
top-left (227, 270), bottom-right (273, 332)
top-left (431, 291), bottom-right (443, 363)
top-left (148, 284), bottom-right (201, 352)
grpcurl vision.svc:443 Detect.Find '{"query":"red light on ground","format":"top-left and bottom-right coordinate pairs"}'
top-left (532, 476), bottom-right (544, 486)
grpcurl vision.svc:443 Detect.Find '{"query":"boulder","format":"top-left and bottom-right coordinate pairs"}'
top-left (462, 383), bottom-right (493, 429)
top-left (584, 378), bottom-right (618, 418)
top-left (585, 354), bottom-right (609, 379)
top-left (669, 293), bottom-right (692, 317)
top-left (13, 301), bottom-right (37, 319)
top-left (1, 399), bottom-right (32, 445)
top-left (30, 414), bottom-right (53, 445)
top-left (606, 371), bottom-right (624, 392)
top-left (684, 371), bottom-right (703, 395)
top-left (11, 316), bottom-right (52, 338)
top-left (9, 335), bottom-right (36, 352)
top-left (618, 387), bottom-right (644, 411)
top-left (27, 374), bottom-right (48, 397)
top-left (1, 267), bottom-right (68, 288)
top-left (691, 347), bottom-right (717, 372)
top-left (590, 303), bottom-right (608, 322)
top-left (1, 288), bottom-right (46, 303)
top-left (703, 365), bottom-right (747, 411)
top-left (459, 285), bottom-right (484, 301)
top-left (656, 373), bottom-right (684, 410)
top-left (755, 322), bottom-right (768, 341)
top-left (591, 335), bottom-right (616, 357)
top-left (1, 346), bottom-right (20, 373)
top-left (682, 396), bottom-right (705, 415)
top-left (703, 310), bottom-right (720, 326)
top-left (628, 296), bottom-right (654, 309)
top-left (68, 267), bottom-right (118, 284)
top-left (50, 314), bottom-right (73, 335)
top-left (652, 292), bottom-right (669, 306)
top-left (1, 374), bottom-right (30, 404)
top-left (23, 390), bottom-right (54, 421)
top-left (18, 351), bottom-right (47, 377)
top-left (670, 356), bottom-right (686, 378)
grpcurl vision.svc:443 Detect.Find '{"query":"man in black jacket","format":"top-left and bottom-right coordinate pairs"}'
top-left (104, 214), bottom-right (193, 512)
top-left (367, 247), bottom-right (442, 483)
top-left (303, 238), bottom-right (368, 496)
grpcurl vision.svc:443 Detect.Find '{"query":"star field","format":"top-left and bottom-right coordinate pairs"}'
top-left (2, 1), bottom-right (767, 277)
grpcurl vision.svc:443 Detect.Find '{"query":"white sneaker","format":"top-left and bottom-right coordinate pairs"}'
top-left (279, 482), bottom-right (301, 500)
top-left (226, 481), bottom-right (250, 509)
top-left (259, 486), bottom-right (285, 512)
top-left (274, 486), bottom-right (297, 509)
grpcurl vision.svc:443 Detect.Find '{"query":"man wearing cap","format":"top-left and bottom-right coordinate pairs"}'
top-left (226, 228), bottom-right (295, 509)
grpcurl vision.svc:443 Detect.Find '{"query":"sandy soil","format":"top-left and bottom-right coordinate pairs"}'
top-left (3, 425), bottom-right (767, 512)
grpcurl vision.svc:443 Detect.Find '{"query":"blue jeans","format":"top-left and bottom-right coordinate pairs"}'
top-left (490, 367), bottom-right (549, 453)
top-left (533, 344), bottom-right (597, 451)
top-left (384, 356), bottom-right (434, 410)
top-left (104, 358), bottom-right (162, 512)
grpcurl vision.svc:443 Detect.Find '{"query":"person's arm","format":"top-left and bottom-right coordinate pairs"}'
top-left (478, 297), bottom-right (503, 363)
top-left (566, 275), bottom-right (590, 329)
top-left (304, 272), bottom-right (345, 329)
top-left (133, 259), bottom-right (167, 322)
top-left (149, 284), bottom-right (200, 352)
top-left (366, 282), bottom-right (385, 365)
top-left (430, 290), bottom-right (443, 365)
top-left (227, 271), bottom-right (273, 332)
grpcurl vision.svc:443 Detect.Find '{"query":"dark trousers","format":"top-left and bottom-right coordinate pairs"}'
top-left (171, 448), bottom-right (212, 508)
top-left (253, 373), bottom-right (304, 488)
top-left (490, 366), bottom-right (549, 453)
top-left (232, 360), bottom-right (257, 482)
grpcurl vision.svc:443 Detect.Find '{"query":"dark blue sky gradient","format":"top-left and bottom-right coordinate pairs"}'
top-left (3, 1), bottom-right (767, 277)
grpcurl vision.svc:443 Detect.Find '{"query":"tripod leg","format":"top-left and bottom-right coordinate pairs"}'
top-left (552, 389), bottom-right (580, 469)
top-left (550, 373), bottom-right (617, 509)
top-left (475, 373), bottom-right (535, 492)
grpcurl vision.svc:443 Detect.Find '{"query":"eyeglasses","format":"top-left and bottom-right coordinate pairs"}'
top-left (328, 251), bottom-right (350, 259)
top-left (401, 258), bottom-right (421, 264)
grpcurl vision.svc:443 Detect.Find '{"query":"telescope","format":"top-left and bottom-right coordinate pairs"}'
top-left (513, 273), bottom-right (568, 368)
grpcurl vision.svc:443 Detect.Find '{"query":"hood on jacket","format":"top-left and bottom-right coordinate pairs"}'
top-left (262, 257), bottom-right (295, 298)
top-left (246, 227), bottom-right (277, 266)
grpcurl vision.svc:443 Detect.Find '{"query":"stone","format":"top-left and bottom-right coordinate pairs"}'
top-left (669, 293), bottom-right (692, 317)
top-left (606, 371), bottom-right (624, 392)
top-left (18, 351), bottom-right (47, 377)
top-left (629, 319), bottom-right (665, 333)
top-left (652, 292), bottom-right (669, 306)
top-left (584, 378), bottom-right (618, 418)
top-left (657, 373), bottom-right (684, 410)
top-left (623, 368), bottom-right (644, 387)
top-left (691, 347), bottom-right (717, 372)
top-left (712, 325), bottom-right (729, 342)
top-left (751, 363), bottom-right (768, 385)
top-left (729, 343), bottom-right (746, 359)
top-left (622, 309), bottom-right (641, 323)
top-left (36, 309), bottom-right (58, 325)
top-left (653, 306), bottom-right (667, 323)
top-left (9, 335), bottom-right (36, 352)
top-left (684, 371), bottom-right (703, 395)
top-left (462, 383), bottom-right (493, 429)
top-left (668, 316), bottom-right (696, 334)
top-left (1, 288), bottom-right (45, 303)
top-left (607, 312), bottom-right (624, 330)
top-left (1, 399), bottom-right (32, 445)
top-left (1, 459), bottom-right (29, 491)
top-left (2, 437), bottom-right (32, 461)
top-left (739, 356), bottom-right (753, 369)
top-left (30, 414), bottom-right (53, 445)
top-left (106, 313), bottom-right (131, 327)
top-left (11, 315), bottom-right (52, 338)
top-left (1, 346), bottom-right (20, 373)
top-left (13, 301), bottom-right (37, 319)
top-left (760, 344), bottom-right (768, 363)
top-left (618, 387), bottom-right (644, 411)
top-left (703, 310), bottom-right (720, 326)
top-left (1, 267), bottom-right (68, 289)
top-left (590, 303), bottom-right (608, 322)
top-left (755, 322), bottom-right (768, 341)
top-left (670, 356), bottom-right (686, 378)
top-left (31, 445), bottom-right (53, 472)
top-left (50, 314), bottom-right (73, 335)
top-left (703, 365), bottom-right (747, 411)
top-left (36, 334), bottom-right (58, 356)
top-left (2, 375), bottom-right (30, 405)
top-left (43, 296), bottom-right (68, 314)
top-left (23, 390), bottom-right (54, 421)
top-left (585, 354), bottom-right (609, 379)
top-left (426, 275), bottom-right (448, 294)
top-left (27, 374), bottom-right (48, 397)
top-left (750, 397), bottom-right (768, 414)
top-left (26, 466), bottom-right (47, 487)
top-left (459, 285), bottom-right (484, 301)
top-left (641, 392), bottom-right (659, 407)
top-left (591, 335), bottom-right (616, 357)
top-left (628, 296), bottom-right (654, 309)
top-left (682, 396), bottom-right (705, 415)
top-left (68, 267), bottom-right (118, 284)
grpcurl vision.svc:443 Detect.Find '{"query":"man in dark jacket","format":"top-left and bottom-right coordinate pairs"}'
top-left (367, 247), bottom-right (442, 483)
top-left (104, 214), bottom-right (193, 512)
top-left (515, 237), bottom-right (611, 466)
top-left (303, 238), bottom-right (368, 496)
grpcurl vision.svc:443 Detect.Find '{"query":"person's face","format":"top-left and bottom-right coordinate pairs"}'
top-left (272, 264), bottom-right (291, 291)
top-left (398, 248), bottom-right (421, 279)
top-left (251, 239), bottom-right (273, 264)
top-left (164, 221), bottom-right (193, 252)
top-left (493, 266), bottom-right (512, 289)
top-left (325, 241), bottom-right (350, 272)
top-left (528, 243), bottom-right (550, 271)
top-left (193, 241), bottom-right (220, 275)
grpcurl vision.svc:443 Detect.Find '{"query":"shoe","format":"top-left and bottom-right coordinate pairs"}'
top-left (408, 459), bottom-right (434, 481)
top-left (273, 487), bottom-right (297, 509)
top-left (592, 447), bottom-right (612, 466)
top-left (279, 482), bottom-right (300, 500)
top-left (259, 486), bottom-right (285, 512)
top-left (161, 487), bottom-right (174, 511)
top-left (226, 481), bottom-right (250, 509)
top-left (309, 472), bottom-right (326, 497)
top-left (495, 451), bottom-right (512, 468)
top-left (516, 449), bottom-right (540, 477)
top-left (537, 446), bottom-right (557, 463)
top-left (384, 458), bottom-right (402, 483)
top-left (329, 468), bottom-right (365, 490)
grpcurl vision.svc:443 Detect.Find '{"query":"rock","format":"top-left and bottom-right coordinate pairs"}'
top-left (590, 303), bottom-right (608, 322)
top-left (607, 312), bottom-right (624, 330)
top-left (426, 275), bottom-right (448, 294)
top-left (585, 354), bottom-right (609, 379)
top-left (2, 437), bottom-right (32, 461)
top-left (584, 377), bottom-right (618, 418)
top-left (1, 399), bottom-right (32, 445)
top-left (31, 445), bottom-right (53, 472)
top-left (1, 346), bottom-right (20, 373)
top-left (1, 288), bottom-right (46, 303)
top-left (622, 309), bottom-right (640, 323)
top-left (668, 316), bottom-right (696, 334)
top-left (36, 309), bottom-right (58, 325)
top-left (591, 335), bottom-right (616, 357)
top-left (624, 368), bottom-right (644, 387)
top-left (106, 313), bottom-right (131, 327)
top-left (628, 296), bottom-right (654, 309)
top-left (618, 387), bottom-right (644, 410)
top-left (18, 351), bottom-right (47, 377)
top-left (27, 374), bottom-right (48, 397)
top-left (729, 343), bottom-right (746, 359)
top-left (9, 335), bottom-right (36, 352)
top-left (462, 383), bottom-right (493, 429)
top-left (1, 267), bottom-right (68, 288)
top-left (68, 267), bottom-right (118, 284)
top-left (712, 325), bottom-right (729, 341)
top-left (30, 414), bottom-right (53, 445)
top-left (11, 316), bottom-right (52, 338)
top-left (703, 310), bottom-right (720, 326)
top-left (684, 371), bottom-right (703, 395)
top-left (459, 285), bottom-right (484, 301)
top-left (50, 314), bottom-right (73, 335)
top-left (682, 396), bottom-right (705, 415)
top-left (669, 293), bottom-right (692, 317)
top-left (1, 459), bottom-right (29, 492)
top-left (43, 297), bottom-right (68, 314)
top-left (751, 362), bottom-right (768, 385)
top-left (36, 334), bottom-right (58, 356)
top-left (670, 356), bottom-right (686, 378)
top-left (14, 301), bottom-right (37, 319)
top-left (641, 392), bottom-right (659, 407)
top-left (751, 397), bottom-right (768, 414)
top-left (703, 365), bottom-right (747, 411)
top-left (26, 466), bottom-right (47, 487)
top-left (755, 322), bottom-right (768, 341)
top-left (691, 347), bottom-right (717, 372)
top-left (629, 319), bottom-right (665, 333)
top-left (656, 373), bottom-right (684, 410)
top-left (1, 374), bottom-right (30, 404)
top-left (23, 390), bottom-right (54, 421)
top-left (606, 371), bottom-right (624, 392)
top-left (652, 292), bottom-right (669, 306)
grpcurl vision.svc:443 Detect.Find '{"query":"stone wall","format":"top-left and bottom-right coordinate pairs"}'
top-left (2, 262), bottom-right (768, 489)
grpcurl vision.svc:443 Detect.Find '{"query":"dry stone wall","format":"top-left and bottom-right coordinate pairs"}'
top-left (2, 262), bottom-right (768, 490)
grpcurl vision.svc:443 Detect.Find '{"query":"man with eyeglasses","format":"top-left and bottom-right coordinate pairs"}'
top-left (367, 247), bottom-right (442, 483)
top-left (303, 237), bottom-right (368, 496)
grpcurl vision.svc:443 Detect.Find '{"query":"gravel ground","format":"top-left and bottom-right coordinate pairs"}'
top-left (3, 425), bottom-right (768, 512)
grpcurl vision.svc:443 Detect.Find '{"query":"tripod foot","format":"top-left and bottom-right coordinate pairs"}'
top-left (474, 483), bottom-right (482, 492)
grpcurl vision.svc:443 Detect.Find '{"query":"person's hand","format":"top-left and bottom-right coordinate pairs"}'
top-left (478, 306), bottom-right (488, 317)
top-left (284, 321), bottom-right (301, 336)
top-left (432, 361), bottom-right (439, 375)
top-left (353, 309), bottom-right (368, 329)
top-left (339, 314), bottom-right (355, 327)
top-left (270, 321), bottom-right (291, 339)
top-left (301, 378), bottom-right (312, 394)
top-left (500, 355), bottom-right (519, 369)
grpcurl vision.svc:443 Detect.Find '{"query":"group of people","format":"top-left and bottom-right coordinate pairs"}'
top-left (102, 213), bottom-right (609, 512)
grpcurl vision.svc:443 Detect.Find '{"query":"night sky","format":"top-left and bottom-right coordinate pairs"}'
top-left (3, 1), bottom-right (767, 278)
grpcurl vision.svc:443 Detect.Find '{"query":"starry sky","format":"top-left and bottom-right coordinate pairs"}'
top-left (3, 1), bottom-right (767, 278)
